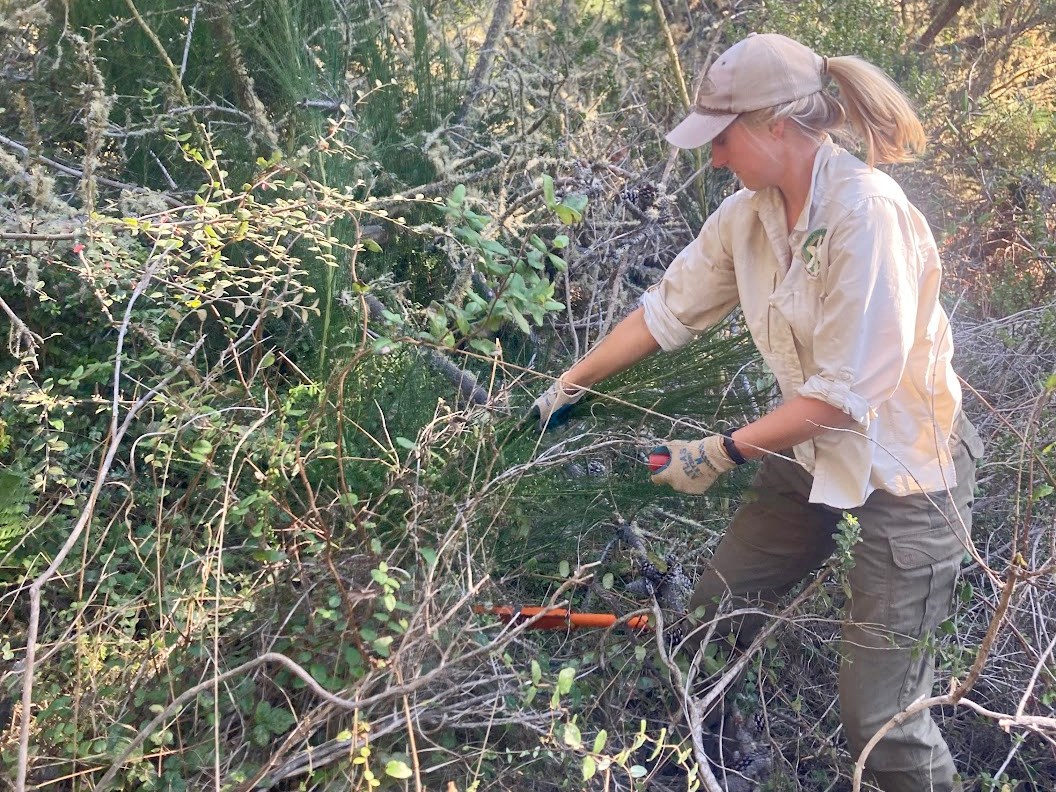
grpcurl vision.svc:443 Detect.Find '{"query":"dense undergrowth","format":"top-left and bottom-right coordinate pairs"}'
top-left (0, 1), bottom-right (1054, 791)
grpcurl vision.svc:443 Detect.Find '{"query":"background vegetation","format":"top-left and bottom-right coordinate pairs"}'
top-left (0, 1), bottom-right (1053, 790)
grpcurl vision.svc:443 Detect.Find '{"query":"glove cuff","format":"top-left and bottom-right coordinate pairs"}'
top-left (721, 430), bottom-right (747, 465)
top-left (557, 380), bottom-right (585, 399)
top-left (702, 434), bottom-right (737, 474)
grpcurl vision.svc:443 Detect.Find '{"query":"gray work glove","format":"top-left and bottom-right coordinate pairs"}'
top-left (529, 380), bottom-right (586, 430)
top-left (650, 435), bottom-right (737, 495)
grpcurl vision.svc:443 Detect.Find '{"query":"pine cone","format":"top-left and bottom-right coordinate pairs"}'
top-left (655, 557), bottom-right (692, 613)
top-left (619, 182), bottom-right (660, 211)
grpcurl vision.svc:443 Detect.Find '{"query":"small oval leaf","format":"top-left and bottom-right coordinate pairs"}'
top-left (385, 759), bottom-right (413, 779)
top-left (582, 755), bottom-right (596, 780)
top-left (563, 721), bottom-right (582, 749)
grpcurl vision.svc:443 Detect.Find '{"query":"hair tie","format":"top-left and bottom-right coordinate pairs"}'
top-left (821, 56), bottom-right (829, 75)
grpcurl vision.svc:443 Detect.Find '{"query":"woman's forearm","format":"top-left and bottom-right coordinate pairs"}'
top-left (562, 306), bottom-right (661, 388)
top-left (729, 396), bottom-right (857, 460)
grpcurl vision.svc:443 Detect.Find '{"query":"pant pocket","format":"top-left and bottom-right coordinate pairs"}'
top-left (888, 530), bottom-right (962, 638)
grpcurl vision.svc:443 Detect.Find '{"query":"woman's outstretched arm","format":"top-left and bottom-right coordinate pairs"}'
top-left (561, 306), bottom-right (660, 388)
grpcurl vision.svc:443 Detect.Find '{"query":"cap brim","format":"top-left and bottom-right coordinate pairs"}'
top-left (665, 111), bottom-right (737, 149)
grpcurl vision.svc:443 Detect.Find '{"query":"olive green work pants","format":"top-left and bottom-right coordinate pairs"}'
top-left (683, 419), bottom-right (982, 792)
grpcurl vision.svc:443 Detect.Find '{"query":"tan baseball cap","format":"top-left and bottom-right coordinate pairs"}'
top-left (666, 33), bottom-right (826, 149)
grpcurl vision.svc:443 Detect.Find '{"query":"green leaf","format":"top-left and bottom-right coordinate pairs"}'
top-left (582, 755), bottom-right (597, 780)
top-left (469, 338), bottom-right (498, 355)
top-left (508, 305), bottom-right (531, 334)
top-left (1033, 483), bottom-right (1054, 500)
top-left (375, 335), bottom-right (399, 354)
top-left (556, 193), bottom-right (588, 224)
top-left (648, 728), bottom-right (667, 760)
top-left (602, 573), bottom-right (614, 590)
top-left (593, 729), bottom-right (608, 754)
top-left (629, 765), bottom-right (647, 779)
top-left (557, 666), bottom-right (576, 695)
top-left (541, 174), bottom-right (556, 209)
top-left (251, 722), bottom-right (271, 748)
top-left (254, 701), bottom-right (295, 736)
top-left (453, 307), bottom-right (472, 335)
top-left (449, 184), bottom-right (467, 207)
top-left (531, 659), bottom-right (541, 685)
top-left (563, 721), bottom-right (582, 749)
top-left (526, 249), bottom-right (544, 270)
top-left (552, 234), bottom-right (569, 249)
top-left (563, 194), bottom-right (588, 213)
top-left (558, 559), bottom-right (570, 577)
top-left (372, 635), bottom-right (394, 657)
top-left (555, 205), bottom-right (580, 224)
top-left (420, 547), bottom-right (437, 567)
top-left (385, 760), bottom-right (413, 779)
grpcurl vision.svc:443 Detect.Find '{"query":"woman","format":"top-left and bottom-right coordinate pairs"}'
top-left (530, 33), bottom-right (982, 792)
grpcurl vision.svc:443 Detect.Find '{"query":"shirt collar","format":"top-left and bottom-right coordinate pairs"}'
top-left (749, 137), bottom-right (841, 231)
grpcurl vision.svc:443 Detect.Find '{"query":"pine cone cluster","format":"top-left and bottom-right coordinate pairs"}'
top-left (619, 182), bottom-right (660, 211)
top-left (625, 555), bottom-right (692, 613)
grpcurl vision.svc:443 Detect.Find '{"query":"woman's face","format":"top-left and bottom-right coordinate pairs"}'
top-left (710, 118), bottom-right (783, 191)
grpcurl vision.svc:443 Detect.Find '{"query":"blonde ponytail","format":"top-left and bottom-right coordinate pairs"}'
top-left (740, 54), bottom-right (926, 167)
top-left (824, 55), bottom-right (925, 166)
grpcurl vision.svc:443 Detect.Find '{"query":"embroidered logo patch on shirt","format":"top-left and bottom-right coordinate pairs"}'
top-left (801, 228), bottom-right (827, 276)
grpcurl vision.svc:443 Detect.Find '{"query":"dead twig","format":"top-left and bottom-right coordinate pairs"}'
top-left (14, 254), bottom-right (196, 792)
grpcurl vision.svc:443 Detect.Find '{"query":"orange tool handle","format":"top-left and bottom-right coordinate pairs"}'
top-left (476, 605), bottom-right (651, 632)
top-left (648, 451), bottom-right (671, 472)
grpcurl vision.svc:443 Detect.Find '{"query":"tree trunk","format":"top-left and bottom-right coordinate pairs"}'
top-left (915, 0), bottom-right (974, 50)
top-left (454, 0), bottom-right (516, 126)
top-left (207, 0), bottom-right (280, 152)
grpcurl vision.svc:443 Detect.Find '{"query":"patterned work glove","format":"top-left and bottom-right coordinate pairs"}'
top-left (529, 380), bottom-right (586, 430)
top-left (650, 434), bottom-right (738, 495)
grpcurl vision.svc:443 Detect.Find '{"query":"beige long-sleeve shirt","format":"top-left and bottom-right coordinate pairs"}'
top-left (641, 141), bottom-right (962, 509)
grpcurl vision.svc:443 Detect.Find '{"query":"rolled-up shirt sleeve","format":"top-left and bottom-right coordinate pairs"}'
top-left (639, 197), bottom-right (740, 351)
top-left (797, 196), bottom-right (920, 427)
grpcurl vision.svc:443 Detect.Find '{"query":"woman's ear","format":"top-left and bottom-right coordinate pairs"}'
top-left (768, 117), bottom-right (787, 139)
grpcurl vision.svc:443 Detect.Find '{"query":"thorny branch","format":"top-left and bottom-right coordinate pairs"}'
top-left (92, 566), bottom-right (597, 790)
top-left (0, 131), bottom-right (179, 204)
top-left (0, 291), bottom-right (43, 364)
top-left (14, 255), bottom-right (202, 792)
